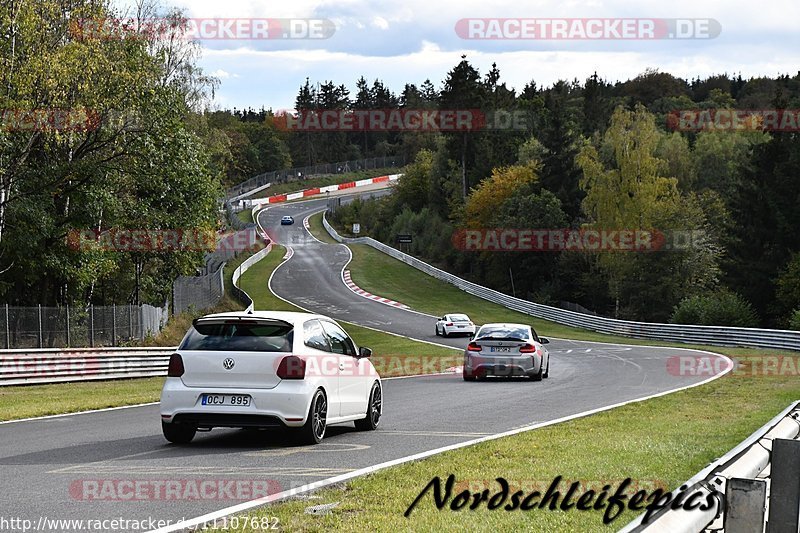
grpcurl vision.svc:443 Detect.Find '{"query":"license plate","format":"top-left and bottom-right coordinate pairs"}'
top-left (490, 347), bottom-right (512, 353)
top-left (201, 394), bottom-right (250, 406)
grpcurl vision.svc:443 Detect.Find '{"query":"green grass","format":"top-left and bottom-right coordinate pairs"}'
top-left (254, 168), bottom-right (399, 199)
top-left (307, 211), bottom-right (339, 245)
top-left (235, 364), bottom-right (800, 532)
top-left (0, 377), bottom-right (165, 422)
top-left (236, 208), bottom-right (253, 225)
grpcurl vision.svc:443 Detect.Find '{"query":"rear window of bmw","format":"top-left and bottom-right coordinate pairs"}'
top-left (477, 325), bottom-right (530, 341)
top-left (180, 320), bottom-right (294, 352)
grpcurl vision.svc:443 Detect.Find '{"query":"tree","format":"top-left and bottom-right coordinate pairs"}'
top-left (439, 58), bottom-right (486, 198)
top-left (464, 165), bottom-right (539, 228)
top-left (577, 105), bottom-right (720, 319)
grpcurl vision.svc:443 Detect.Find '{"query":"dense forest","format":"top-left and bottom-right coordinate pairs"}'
top-left (309, 66), bottom-right (800, 329)
top-left (3, 0), bottom-right (800, 331)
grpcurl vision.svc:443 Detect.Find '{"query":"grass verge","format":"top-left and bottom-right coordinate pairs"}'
top-left (237, 366), bottom-right (800, 532)
top-left (0, 377), bottom-right (165, 422)
top-left (307, 212), bottom-right (339, 245)
top-left (236, 208), bottom-right (253, 225)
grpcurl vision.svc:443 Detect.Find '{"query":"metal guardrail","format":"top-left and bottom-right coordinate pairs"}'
top-left (231, 243), bottom-right (273, 312)
top-left (322, 213), bottom-right (800, 352)
top-left (619, 400), bottom-right (800, 532)
top-left (0, 347), bottom-right (175, 386)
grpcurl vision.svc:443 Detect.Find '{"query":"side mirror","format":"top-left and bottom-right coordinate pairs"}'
top-left (359, 347), bottom-right (373, 358)
top-left (540, 337), bottom-right (550, 344)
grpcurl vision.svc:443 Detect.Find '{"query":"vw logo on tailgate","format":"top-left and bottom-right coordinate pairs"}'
top-left (222, 358), bottom-right (235, 370)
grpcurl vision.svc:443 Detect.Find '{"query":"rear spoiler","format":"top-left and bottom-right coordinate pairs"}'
top-left (192, 316), bottom-right (293, 328)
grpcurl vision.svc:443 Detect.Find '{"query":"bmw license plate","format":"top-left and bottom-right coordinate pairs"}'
top-left (201, 394), bottom-right (250, 406)
top-left (490, 347), bottom-right (512, 353)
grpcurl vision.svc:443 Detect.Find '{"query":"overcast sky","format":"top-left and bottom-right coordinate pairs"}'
top-left (142, 0), bottom-right (800, 110)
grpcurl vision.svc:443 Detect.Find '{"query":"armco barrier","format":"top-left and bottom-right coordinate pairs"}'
top-left (0, 347), bottom-right (175, 386)
top-left (231, 242), bottom-right (273, 312)
top-left (620, 400), bottom-right (800, 532)
top-left (322, 213), bottom-right (800, 351)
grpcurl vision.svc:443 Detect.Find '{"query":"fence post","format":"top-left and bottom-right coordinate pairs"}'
top-left (128, 304), bottom-right (133, 340)
top-left (112, 304), bottom-right (117, 346)
top-left (38, 304), bottom-right (43, 348)
top-left (65, 305), bottom-right (70, 347)
top-left (140, 305), bottom-right (145, 341)
top-left (767, 438), bottom-right (800, 533)
top-left (4, 303), bottom-right (9, 349)
top-left (724, 478), bottom-right (767, 533)
top-left (89, 305), bottom-right (95, 348)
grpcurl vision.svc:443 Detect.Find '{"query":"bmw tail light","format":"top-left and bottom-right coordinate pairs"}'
top-left (277, 356), bottom-right (306, 379)
top-left (519, 344), bottom-right (537, 353)
top-left (167, 353), bottom-right (184, 377)
top-left (467, 342), bottom-right (482, 352)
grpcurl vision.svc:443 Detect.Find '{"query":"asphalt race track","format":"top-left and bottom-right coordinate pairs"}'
top-left (0, 192), bottom-right (730, 532)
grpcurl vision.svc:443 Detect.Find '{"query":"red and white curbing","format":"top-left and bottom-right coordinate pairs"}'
top-left (342, 270), bottom-right (409, 309)
top-left (248, 174), bottom-right (400, 207)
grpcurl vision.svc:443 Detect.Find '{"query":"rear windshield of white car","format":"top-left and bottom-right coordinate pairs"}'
top-left (476, 326), bottom-right (530, 341)
top-left (449, 314), bottom-right (470, 322)
top-left (180, 321), bottom-right (294, 352)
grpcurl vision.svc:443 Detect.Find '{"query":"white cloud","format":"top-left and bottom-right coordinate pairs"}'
top-left (156, 0), bottom-right (800, 108)
top-left (371, 16), bottom-right (389, 30)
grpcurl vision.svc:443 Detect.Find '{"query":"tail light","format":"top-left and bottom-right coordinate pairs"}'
top-left (167, 353), bottom-right (184, 377)
top-left (519, 344), bottom-right (537, 353)
top-left (467, 342), bottom-right (482, 352)
top-left (277, 356), bottom-right (306, 379)
top-left (446, 322), bottom-right (453, 326)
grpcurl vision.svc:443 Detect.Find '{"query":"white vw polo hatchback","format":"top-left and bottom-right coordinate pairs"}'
top-left (160, 311), bottom-right (382, 444)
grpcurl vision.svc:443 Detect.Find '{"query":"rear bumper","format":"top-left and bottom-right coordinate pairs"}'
top-left (159, 377), bottom-right (314, 428)
top-left (464, 353), bottom-right (542, 377)
top-left (444, 325), bottom-right (476, 335)
top-left (171, 413), bottom-right (284, 428)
